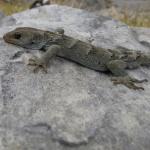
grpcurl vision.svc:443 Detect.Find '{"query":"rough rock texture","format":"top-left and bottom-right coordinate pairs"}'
top-left (0, 5), bottom-right (150, 150)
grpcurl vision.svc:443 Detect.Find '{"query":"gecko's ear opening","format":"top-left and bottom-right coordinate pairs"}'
top-left (55, 28), bottom-right (64, 35)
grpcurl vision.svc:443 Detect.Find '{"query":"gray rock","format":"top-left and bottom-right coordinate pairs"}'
top-left (0, 4), bottom-right (150, 150)
top-left (0, 16), bottom-right (16, 27)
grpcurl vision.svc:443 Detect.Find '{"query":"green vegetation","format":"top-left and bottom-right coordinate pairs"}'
top-left (0, 0), bottom-right (29, 15)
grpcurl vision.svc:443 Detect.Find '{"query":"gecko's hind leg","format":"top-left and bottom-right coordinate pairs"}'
top-left (130, 78), bottom-right (148, 83)
top-left (111, 76), bottom-right (145, 90)
top-left (107, 60), bottom-right (146, 90)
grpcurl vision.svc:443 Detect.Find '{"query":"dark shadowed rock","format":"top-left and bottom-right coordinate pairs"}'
top-left (30, 0), bottom-right (50, 9)
top-left (0, 5), bottom-right (150, 150)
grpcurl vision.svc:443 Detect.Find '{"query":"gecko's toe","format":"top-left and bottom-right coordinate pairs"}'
top-left (27, 56), bottom-right (48, 73)
top-left (130, 78), bottom-right (148, 83)
top-left (31, 63), bottom-right (48, 73)
top-left (27, 56), bottom-right (38, 66)
top-left (125, 82), bottom-right (144, 90)
top-left (32, 66), bottom-right (40, 73)
top-left (42, 65), bottom-right (48, 73)
top-left (111, 76), bottom-right (145, 90)
top-left (140, 79), bottom-right (148, 83)
top-left (111, 77), bottom-right (119, 82)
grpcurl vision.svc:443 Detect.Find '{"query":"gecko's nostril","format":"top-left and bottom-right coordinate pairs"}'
top-left (3, 34), bottom-right (9, 42)
top-left (3, 34), bottom-right (6, 40)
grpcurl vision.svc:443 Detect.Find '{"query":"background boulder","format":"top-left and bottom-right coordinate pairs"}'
top-left (0, 5), bottom-right (150, 150)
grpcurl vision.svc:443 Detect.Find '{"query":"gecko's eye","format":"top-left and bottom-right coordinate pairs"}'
top-left (14, 33), bottom-right (21, 39)
top-left (31, 41), bottom-right (36, 44)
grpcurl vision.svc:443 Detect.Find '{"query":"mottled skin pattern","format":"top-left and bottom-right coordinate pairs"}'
top-left (3, 27), bottom-right (150, 90)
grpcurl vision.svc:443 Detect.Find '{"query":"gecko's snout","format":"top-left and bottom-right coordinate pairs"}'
top-left (3, 32), bottom-right (12, 43)
top-left (3, 31), bottom-right (22, 44)
top-left (3, 33), bottom-right (8, 42)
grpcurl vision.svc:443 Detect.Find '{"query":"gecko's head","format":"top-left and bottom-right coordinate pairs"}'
top-left (3, 27), bottom-right (48, 50)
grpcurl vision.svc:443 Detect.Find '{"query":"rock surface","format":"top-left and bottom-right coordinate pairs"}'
top-left (0, 5), bottom-right (150, 150)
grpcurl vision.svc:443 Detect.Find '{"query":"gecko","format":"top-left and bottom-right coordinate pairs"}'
top-left (3, 27), bottom-right (150, 90)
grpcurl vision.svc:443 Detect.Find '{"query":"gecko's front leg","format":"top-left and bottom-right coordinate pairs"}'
top-left (107, 60), bottom-right (148, 90)
top-left (27, 55), bottom-right (48, 73)
top-left (27, 45), bottom-right (61, 73)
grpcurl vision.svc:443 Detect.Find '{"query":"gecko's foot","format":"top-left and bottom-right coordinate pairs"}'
top-left (27, 56), bottom-right (48, 73)
top-left (111, 76), bottom-right (147, 90)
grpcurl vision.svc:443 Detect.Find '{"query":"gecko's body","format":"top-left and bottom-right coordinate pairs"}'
top-left (3, 27), bottom-right (150, 90)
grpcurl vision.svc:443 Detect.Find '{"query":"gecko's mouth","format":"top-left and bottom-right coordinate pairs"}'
top-left (3, 33), bottom-right (10, 42)
top-left (3, 33), bottom-right (14, 44)
top-left (3, 29), bottom-right (21, 44)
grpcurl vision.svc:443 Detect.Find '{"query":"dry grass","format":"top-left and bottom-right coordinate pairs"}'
top-left (108, 7), bottom-right (150, 28)
top-left (0, 0), bottom-right (29, 15)
top-left (0, 0), bottom-right (150, 27)
top-left (121, 13), bottom-right (150, 28)
top-left (43, 0), bottom-right (150, 27)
